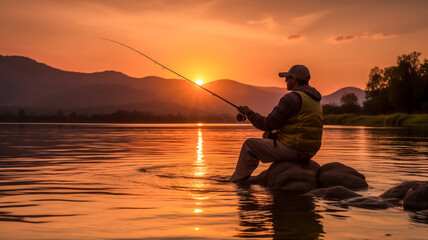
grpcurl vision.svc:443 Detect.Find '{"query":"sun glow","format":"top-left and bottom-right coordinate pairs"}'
top-left (196, 79), bottom-right (203, 86)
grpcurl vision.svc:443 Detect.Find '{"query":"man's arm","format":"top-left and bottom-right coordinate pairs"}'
top-left (241, 92), bottom-right (302, 132)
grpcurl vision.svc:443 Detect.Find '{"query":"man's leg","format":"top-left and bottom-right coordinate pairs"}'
top-left (230, 138), bottom-right (305, 182)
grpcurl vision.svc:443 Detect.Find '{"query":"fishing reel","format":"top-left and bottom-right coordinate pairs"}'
top-left (236, 112), bottom-right (246, 122)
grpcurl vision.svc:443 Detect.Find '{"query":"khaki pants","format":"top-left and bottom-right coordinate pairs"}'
top-left (230, 138), bottom-right (309, 182)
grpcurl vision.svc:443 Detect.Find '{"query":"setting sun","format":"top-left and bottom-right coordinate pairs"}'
top-left (196, 79), bottom-right (204, 86)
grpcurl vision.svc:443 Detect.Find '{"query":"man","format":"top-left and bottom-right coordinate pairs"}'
top-left (230, 65), bottom-right (323, 183)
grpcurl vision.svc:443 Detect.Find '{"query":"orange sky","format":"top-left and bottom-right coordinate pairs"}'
top-left (1, 0), bottom-right (428, 95)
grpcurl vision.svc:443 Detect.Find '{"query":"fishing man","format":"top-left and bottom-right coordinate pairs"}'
top-left (230, 65), bottom-right (323, 182)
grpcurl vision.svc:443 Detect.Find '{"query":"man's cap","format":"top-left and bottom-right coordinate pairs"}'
top-left (279, 65), bottom-right (311, 81)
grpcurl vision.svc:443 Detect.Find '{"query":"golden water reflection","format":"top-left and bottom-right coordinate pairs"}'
top-left (191, 128), bottom-right (209, 230)
top-left (193, 129), bottom-right (206, 178)
top-left (2, 124), bottom-right (427, 239)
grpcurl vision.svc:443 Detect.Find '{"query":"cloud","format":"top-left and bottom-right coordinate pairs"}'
top-left (329, 35), bottom-right (356, 43)
top-left (328, 32), bottom-right (398, 43)
top-left (280, 34), bottom-right (305, 44)
top-left (371, 33), bottom-right (397, 39)
top-left (290, 11), bottom-right (329, 29)
top-left (287, 34), bottom-right (303, 40)
top-left (247, 17), bottom-right (278, 30)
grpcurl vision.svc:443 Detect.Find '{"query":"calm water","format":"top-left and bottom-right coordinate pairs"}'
top-left (0, 123), bottom-right (427, 240)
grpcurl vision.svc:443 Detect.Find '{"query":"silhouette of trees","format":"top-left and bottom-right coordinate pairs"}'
top-left (322, 92), bottom-right (362, 114)
top-left (326, 52), bottom-right (428, 115)
top-left (0, 109), bottom-right (236, 123)
top-left (18, 108), bottom-right (26, 119)
top-left (340, 93), bottom-right (362, 114)
top-left (341, 92), bottom-right (358, 105)
top-left (364, 51), bottom-right (428, 114)
top-left (321, 103), bottom-right (341, 114)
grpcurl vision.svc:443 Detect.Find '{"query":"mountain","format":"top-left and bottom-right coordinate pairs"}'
top-left (0, 55), bottom-right (286, 116)
top-left (321, 87), bottom-right (366, 106)
top-left (0, 55), bottom-right (365, 116)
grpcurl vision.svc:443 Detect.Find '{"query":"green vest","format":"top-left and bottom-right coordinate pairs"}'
top-left (278, 91), bottom-right (323, 154)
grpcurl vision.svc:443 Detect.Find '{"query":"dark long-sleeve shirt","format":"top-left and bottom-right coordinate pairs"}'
top-left (246, 85), bottom-right (322, 132)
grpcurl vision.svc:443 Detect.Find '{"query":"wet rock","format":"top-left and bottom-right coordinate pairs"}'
top-left (303, 188), bottom-right (328, 197)
top-left (403, 182), bottom-right (428, 211)
top-left (304, 186), bottom-right (361, 200)
top-left (385, 197), bottom-right (402, 206)
top-left (252, 160), bottom-right (320, 192)
top-left (409, 209), bottom-right (428, 224)
top-left (379, 181), bottom-right (424, 200)
top-left (339, 196), bottom-right (395, 210)
top-left (318, 162), bottom-right (368, 190)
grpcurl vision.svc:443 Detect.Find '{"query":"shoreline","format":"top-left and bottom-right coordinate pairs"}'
top-left (323, 113), bottom-right (428, 127)
top-left (1, 113), bottom-right (428, 127)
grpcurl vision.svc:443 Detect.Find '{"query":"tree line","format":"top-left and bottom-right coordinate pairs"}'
top-left (323, 51), bottom-right (428, 115)
top-left (0, 109), bottom-right (236, 123)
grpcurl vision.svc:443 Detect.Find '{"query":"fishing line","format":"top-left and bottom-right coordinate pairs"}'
top-left (97, 37), bottom-right (246, 121)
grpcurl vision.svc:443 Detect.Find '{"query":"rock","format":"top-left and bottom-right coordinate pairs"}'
top-left (339, 196), bottom-right (395, 210)
top-left (252, 160), bottom-right (320, 192)
top-left (385, 198), bottom-right (402, 206)
top-left (324, 186), bottom-right (361, 200)
top-left (305, 186), bottom-right (361, 200)
top-left (379, 181), bottom-right (424, 199)
top-left (409, 209), bottom-right (428, 224)
top-left (403, 182), bottom-right (428, 211)
top-left (303, 188), bottom-right (328, 197)
top-left (318, 162), bottom-right (368, 190)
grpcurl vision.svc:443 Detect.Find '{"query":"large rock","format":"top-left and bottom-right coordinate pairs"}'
top-left (339, 196), bottom-right (395, 210)
top-left (318, 162), bottom-right (368, 190)
top-left (380, 181), bottom-right (423, 200)
top-left (304, 186), bottom-right (361, 200)
top-left (403, 182), bottom-right (428, 211)
top-left (251, 160), bottom-right (320, 192)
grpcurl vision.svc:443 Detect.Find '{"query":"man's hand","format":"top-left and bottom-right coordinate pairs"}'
top-left (239, 106), bottom-right (251, 115)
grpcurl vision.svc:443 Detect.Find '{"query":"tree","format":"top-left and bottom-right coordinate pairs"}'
top-left (366, 67), bottom-right (389, 99)
top-left (18, 108), bottom-right (26, 120)
top-left (390, 52), bottom-right (421, 113)
top-left (322, 104), bottom-right (342, 114)
top-left (420, 59), bottom-right (428, 112)
top-left (364, 51), bottom-right (428, 114)
top-left (56, 109), bottom-right (67, 121)
top-left (69, 111), bottom-right (78, 121)
top-left (341, 93), bottom-right (358, 106)
top-left (340, 93), bottom-right (361, 114)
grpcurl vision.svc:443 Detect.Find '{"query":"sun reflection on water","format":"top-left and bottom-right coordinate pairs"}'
top-left (193, 129), bottom-right (206, 178)
top-left (191, 128), bottom-right (209, 222)
top-left (194, 209), bottom-right (203, 213)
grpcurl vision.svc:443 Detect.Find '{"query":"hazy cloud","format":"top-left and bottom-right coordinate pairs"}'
top-left (330, 35), bottom-right (356, 43)
top-left (329, 32), bottom-right (398, 43)
top-left (288, 34), bottom-right (303, 40)
top-left (371, 33), bottom-right (397, 39)
top-left (280, 34), bottom-right (305, 44)
top-left (290, 11), bottom-right (329, 29)
top-left (247, 17), bottom-right (278, 30)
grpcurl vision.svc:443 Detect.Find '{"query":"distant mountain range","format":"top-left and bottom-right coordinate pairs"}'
top-left (0, 55), bottom-right (365, 116)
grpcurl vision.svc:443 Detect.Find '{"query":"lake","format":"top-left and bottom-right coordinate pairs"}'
top-left (0, 123), bottom-right (427, 239)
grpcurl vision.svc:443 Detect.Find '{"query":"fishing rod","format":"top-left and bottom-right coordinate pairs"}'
top-left (97, 37), bottom-right (246, 121)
